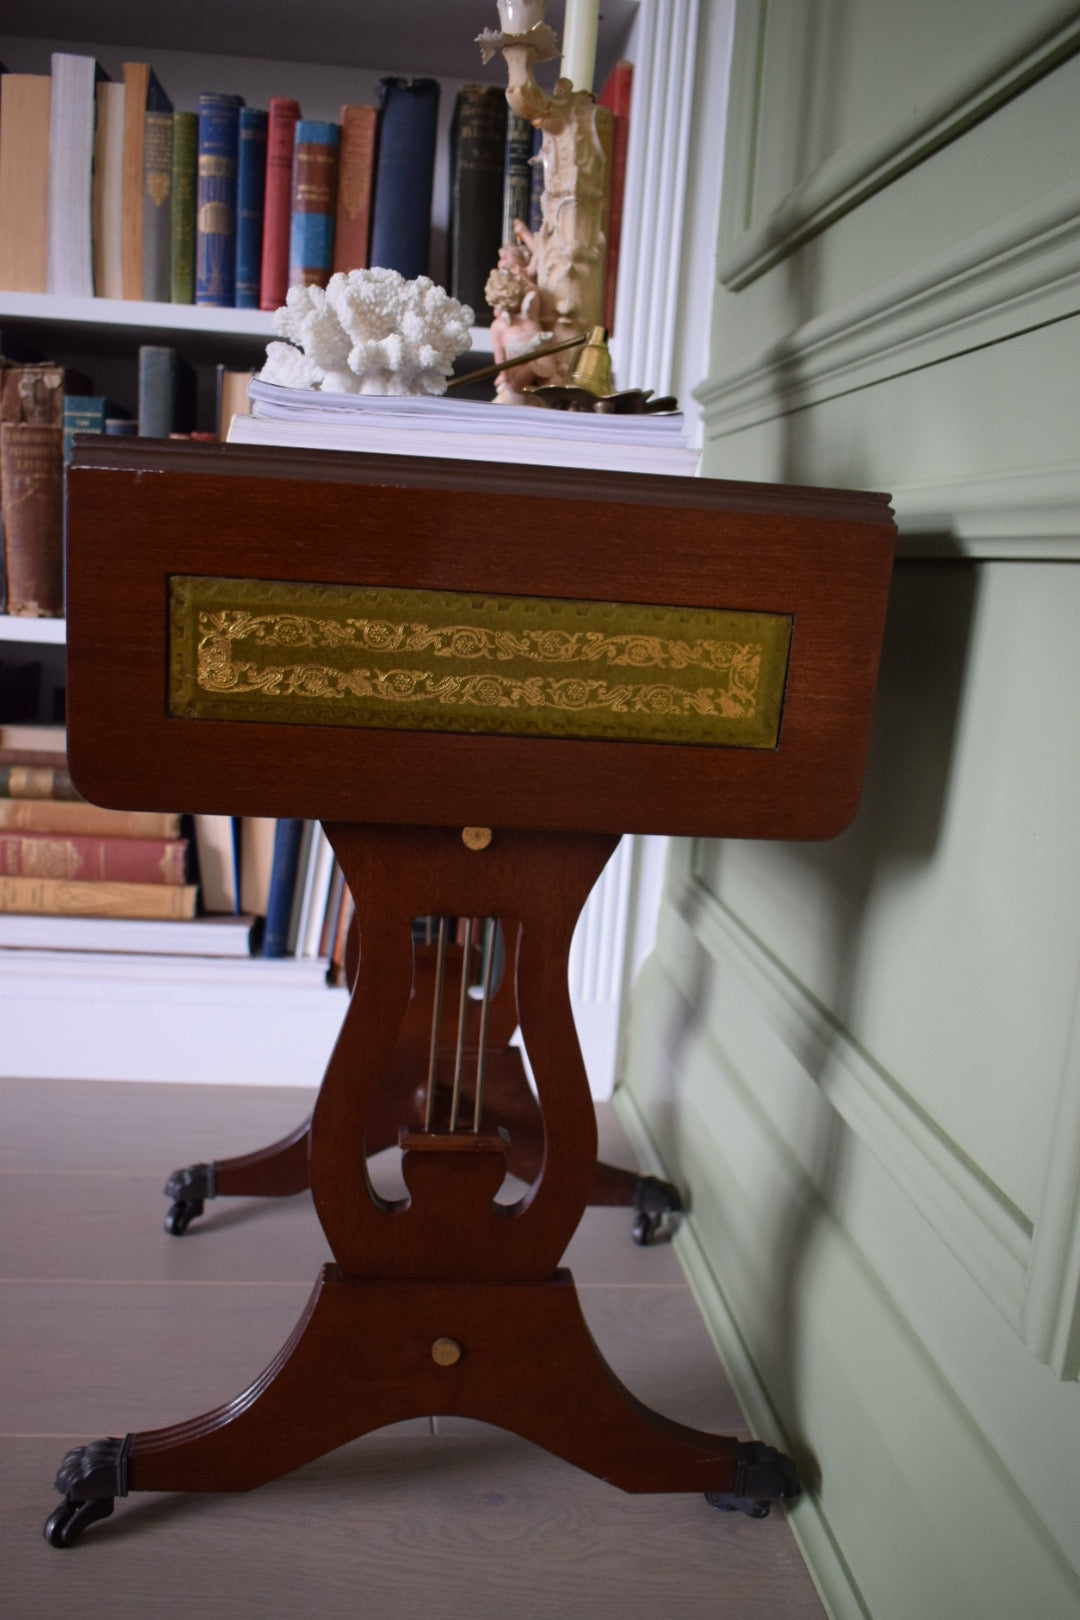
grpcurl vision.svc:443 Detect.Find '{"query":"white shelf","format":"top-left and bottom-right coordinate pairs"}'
top-left (0, 614), bottom-right (65, 644)
top-left (0, 292), bottom-right (494, 355)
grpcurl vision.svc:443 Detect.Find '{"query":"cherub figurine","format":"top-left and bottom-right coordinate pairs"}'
top-left (484, 222), bottom-right (565, 405)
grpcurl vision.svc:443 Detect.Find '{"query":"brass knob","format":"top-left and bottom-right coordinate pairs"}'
top-left (431, 1337), bottom-right (463, 1367)
top-left (462, 827), bottom-right (492, 851)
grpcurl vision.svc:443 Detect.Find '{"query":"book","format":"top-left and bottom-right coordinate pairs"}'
top-left (0, 722), bottom-right (66, 752)
top-left (193, 813), bottom-right (238, 913)
top-left (0, 909), bottom-right (255, 955)
top-left (0, 875), bottom-right (197, 920)
top-left (332, 104), bottom-right (377, 275)
top-left (169, 110), bottom-right (197, 303)
top-left (46, 54), bottom-right (106, 299)
top-left (138, 346), bottom-right (195, 438)
top-left (142, 87), bottom-right (175, 302)
top-left (92, 79), bottom-right (126, 299)
top-left (63, 395), bottom-right (108, 465)
top-left (259, 96), bottom-right (301, 310)
top-left (239, 815), bottom-right (276, 916)
top-left (121, 63), bottom-right (172, 301)
top-left (449, 85), bottom-right (507, 325)
top-left (288, 119), bottom-right (340, 290)
top-left (0, 830), bottom-right (187, 883)
top-left (235, 107), bottom-right (268, 308)
top-left (369, 78), bottom-right (439, 281)
top-left (234, 381), bottom-right (697, 477)
top-left (298, 825), bottom-right (335, 958)
top-left (105, 418), bottom-right (138, 436)
top-left (502, 108), bottom-right (534, 247)
top-left (261, 816), bottom-right (304, 957)
top-left (327, 882), bottom-right (355, 986)
top-left (284, 820), bottom-right (316, 954)
top-left (196, 92), bottom-right (244, 306)
top-left (0, 75), bottom-right (51, 292)
top-left (215, 366), bottom-right (253, 439)
top-left (0, 799), bottom-right (180, 839)
top-left (0, 759), bottom-right (80, 800)
top-left (0, 366), bottom-right (65, 617)
top-left (598, 59), bottom-right (633, 333)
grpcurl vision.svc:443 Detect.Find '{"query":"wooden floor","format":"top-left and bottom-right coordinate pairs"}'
top-left (0, 1077), bottom-right (824, 1619)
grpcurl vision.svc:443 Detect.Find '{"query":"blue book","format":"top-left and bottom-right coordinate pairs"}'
top-left (62, 395), bottom-right (107, 467)
top-left (261, 818), bottom-right (305, 958)
top-left (502, 109), bottom-right (533, 244)
top-left (369, 78), bottom-right (439, 281)
top-left (234, 106), bottom-right (268, 308)
top-left (196, 92), bottom-right (244, 306)
top-left (288, 120), bottom-right (340, 289)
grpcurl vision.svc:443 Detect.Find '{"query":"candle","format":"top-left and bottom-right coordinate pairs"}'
top-left (560, 0), bottom-right (600, 92)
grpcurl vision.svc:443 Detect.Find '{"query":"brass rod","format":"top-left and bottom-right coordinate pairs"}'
top-left (423, 916), bottom-right (448, 1133)
top-left (472, 919), bottom-right (498, 1133)
top-left (445, 333), bottom-right (587, 390)
top-left (448, 918), bottom-right (474, 1132)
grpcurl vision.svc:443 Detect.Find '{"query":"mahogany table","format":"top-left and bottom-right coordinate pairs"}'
top-left (44, 439), bottom-right (894, 1546)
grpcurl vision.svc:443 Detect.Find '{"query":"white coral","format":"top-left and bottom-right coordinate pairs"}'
top-left (260, 269), bottom-right (474, 396)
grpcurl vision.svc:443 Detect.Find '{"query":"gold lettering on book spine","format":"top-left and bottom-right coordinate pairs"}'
top-left (169, 577), bottom-right (792, 749)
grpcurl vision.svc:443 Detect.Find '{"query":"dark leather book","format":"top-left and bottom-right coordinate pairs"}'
top-left (137, 346), bottom-right (195, 439)
top-left (142, 86), bottom-right (175, 302)
top-left (195, 92), bottom-right (244, 307)
top-left (259, 97), bottom-right (300, 310)
top-left (235, 107), bottom-right (268, 308)
top-left (332, 104), bottom-right (377, 275)
top-left (502, 108), bottom-right (533, 245)
top-left (598, 60), bottom-right (633, 333)
top-left (0, 366), bottom-right (66, 618)
top-left (369, 78), bottom-right (439, 282)
top-left (449, 84), bottom-right (507, 325)
top-left (170, 110), bottom-right (197, 303)
top-left (288, 120), bottom-right (339, 290)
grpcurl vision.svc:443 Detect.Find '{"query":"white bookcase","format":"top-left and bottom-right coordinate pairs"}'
top-left (0, 0), bottom-right (700, 1095)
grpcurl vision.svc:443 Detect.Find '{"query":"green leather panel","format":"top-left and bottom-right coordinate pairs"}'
top-left (169, 575), bottom-right (792, 748)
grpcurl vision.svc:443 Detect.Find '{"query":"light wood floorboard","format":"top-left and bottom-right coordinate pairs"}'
top-left (0, 1077), bottom-right (824, 1618)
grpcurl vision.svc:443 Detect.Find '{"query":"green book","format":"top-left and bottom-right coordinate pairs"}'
top-left (170, 110), bottom-right (197, 304)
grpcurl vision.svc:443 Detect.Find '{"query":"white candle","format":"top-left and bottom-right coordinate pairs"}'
top-left (560, 0), bottom-right (600, 92)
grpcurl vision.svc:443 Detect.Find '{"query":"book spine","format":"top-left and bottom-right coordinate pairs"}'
top-left (196, 93), bottom-right (244, 306)
top-left (259, 97), bottom-right (300, 311)
top-left (170, 110), bottom-right (197, 303)
top-left (0, 762), bottom-right (79, 799)
top-left (261, 816), bottom-right (304, 957)
top-left (0, 74), bottom-right (52, 293)
top-left (332, 105), bottom-right (377, 275)
top-left (46, 54), bottom-right (97, 299)
top-left (137, 345), bottom-right (177, 438)
top-left (142, 105), bottom-right (174, 302)
top-left (0, 875), bottom-right (197, 919)
top-left (93, 80), bottom-right (125, 300)
top-left (288, 120), bottom-right (340, 290)
top-left (120, 63), bottom-right (149, 300)
top-left (234, 107), bottom-right (268, 308)
top-left (63, 397), bottom-right (107, 467)
top-left (0, 800), bottom-right (180, 838)
top-left (502, 109), bottom-right (533, 246)
top-left (0, 831), bottom-right (187, 882)
top-left (369, 78), bottom-right (440, 282)
top-left (0, 423), bottom-right (62, 616)
top-left (449, 85), bottom-right (507, 323)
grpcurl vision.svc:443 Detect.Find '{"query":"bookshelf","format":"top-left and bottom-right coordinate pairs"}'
top-left (0, 0), bottom-right (698, 1095)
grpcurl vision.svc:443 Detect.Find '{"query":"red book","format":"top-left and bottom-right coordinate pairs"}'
top-left (599, 60), bottom-right (633, 335)
top-left (332, 104), bottom-right (377, 274)
top-left (259, 96), bottom-right (300, 311)
top-left (0, 830), bottom-right (188, 884)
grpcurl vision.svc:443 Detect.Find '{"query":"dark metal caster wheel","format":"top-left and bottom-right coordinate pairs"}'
top-left (164, 1198), bottom-right (203, 1235)
top-left (44, 1495), bottom-right (114, 1547)
top-left (631, 1174), bottom-right (684, 1245)
top-left (706, 1441), bottom-right (801, 1519)
top-left (163, 1161), bottom-right (216, 1235)
top-left (45, 1434), bottom-right (131, 1548)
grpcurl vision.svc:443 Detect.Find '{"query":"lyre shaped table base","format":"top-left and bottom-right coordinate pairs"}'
top-left (45, 824), bottom-right (799, 1544)
top-left (163, 916), bottom-right (682, 1243)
